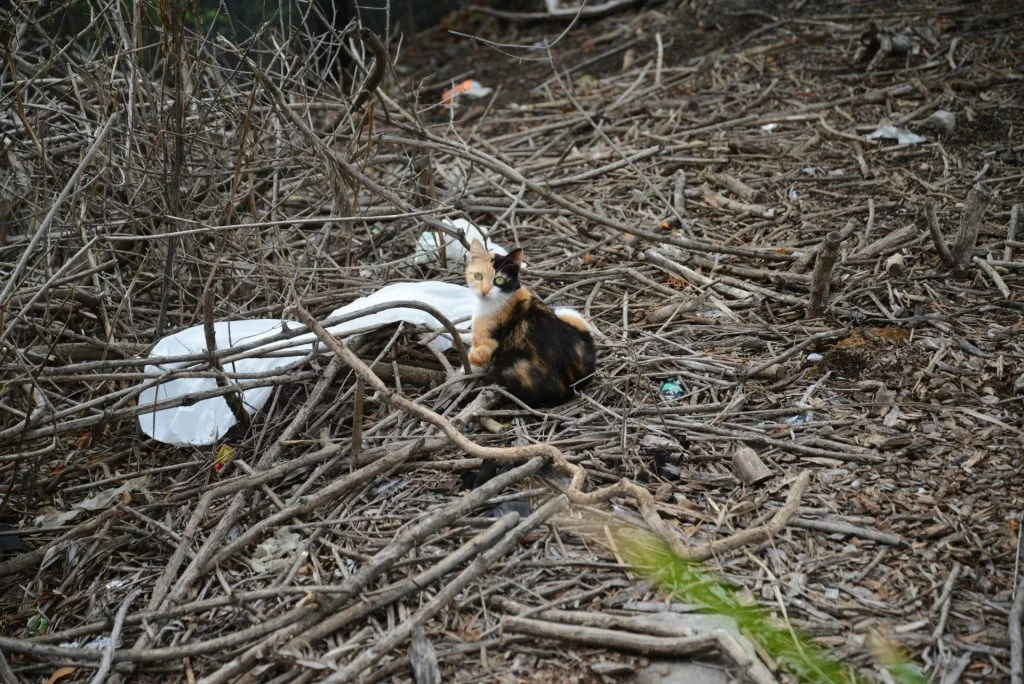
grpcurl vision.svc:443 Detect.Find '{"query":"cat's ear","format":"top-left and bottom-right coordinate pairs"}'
top-left (469, 239), bottom-right (488, 260)
top-left (508, 248), bottom-right (525, 267)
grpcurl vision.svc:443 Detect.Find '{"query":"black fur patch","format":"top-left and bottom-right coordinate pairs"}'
top-left (490, 251), bottom-right (522, 294)
top-left (489, 298), bottom-right (596, 407)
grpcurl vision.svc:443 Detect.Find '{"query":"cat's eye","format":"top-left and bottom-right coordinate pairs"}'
top-left (494, 276), bottom-right (507, 286)
top-left (474, 273), bottom-right (483, 281)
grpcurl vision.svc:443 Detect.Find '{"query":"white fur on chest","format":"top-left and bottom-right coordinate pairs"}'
top-left (473, 291), bottom-right (513, 319)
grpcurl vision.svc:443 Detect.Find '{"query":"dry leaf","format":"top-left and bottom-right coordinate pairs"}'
top-left (46, 666), bottom-right (76, 684)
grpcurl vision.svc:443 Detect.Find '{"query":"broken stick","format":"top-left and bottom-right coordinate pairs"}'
top-left (806, 231), bottom-right (843, 318)
top-left (952, 184), bottom-right (991, 276)
top-left (1005, 203), bottom-right (1020, 262)
top-left (732, 446), bottom-right (773, 486)
top-left (924, 198), bottom-right (957, 269)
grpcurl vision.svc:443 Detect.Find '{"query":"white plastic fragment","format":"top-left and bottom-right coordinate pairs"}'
top-left (414, 218), bottom-right (507, 266)
top-left (137, 282), bottom-right (479, 447)
top-left (61, 635), bottom-right (112, 650)
top-left (760, 123), bottom-right (779, 132)
top-left (866, 119), bottom-right (926, 145)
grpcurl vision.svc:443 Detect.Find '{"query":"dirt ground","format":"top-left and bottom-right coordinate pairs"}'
top-left (1, 0), bottom-right (1023, 682)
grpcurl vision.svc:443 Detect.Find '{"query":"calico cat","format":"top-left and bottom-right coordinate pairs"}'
top-left (465, 239), bottom-right (596, 407)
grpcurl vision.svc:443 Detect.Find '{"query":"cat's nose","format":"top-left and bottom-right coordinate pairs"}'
top-left (480, 284), bottom-right (492, 296)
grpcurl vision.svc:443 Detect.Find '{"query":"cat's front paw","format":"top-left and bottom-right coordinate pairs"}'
top-left (468, 347), bottom-right (491, 369)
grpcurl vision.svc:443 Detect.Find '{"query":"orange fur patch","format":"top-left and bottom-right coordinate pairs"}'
top-left (468, 338), bottom-right (498, 368)
top-left (555, 310), bottom-right (591, 333)
top-left (511, 359), bottom-right (536, 390)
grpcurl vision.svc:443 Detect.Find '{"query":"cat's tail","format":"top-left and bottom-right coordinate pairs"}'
top-left (554, 307), bottom-right (595, 335)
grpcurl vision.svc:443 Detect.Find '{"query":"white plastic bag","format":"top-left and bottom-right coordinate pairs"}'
top-left (414, 218), bottom-right (507, 266)
top-left (137, 282), bottom-right (477, 446)
top-left (137, 319), bottom-right (308, 446)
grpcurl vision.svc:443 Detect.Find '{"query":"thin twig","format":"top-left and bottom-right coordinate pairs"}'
top-left (0, 115), bottom-right (116, 309)
top-left (322, 495), bottom-right (569, 682)
top-left (1011, 511), bottom-right (1024, 684)
top-left (351, 28), bottom-right (388, 113)
top-left (90, 590), bottom-right (141, 684)
top-left (925, 197), bottom-right (957, 269)
top-left (202, 262), bottom-right (250, 430)
top-left (1005, 203), bottom-right (1020, 262)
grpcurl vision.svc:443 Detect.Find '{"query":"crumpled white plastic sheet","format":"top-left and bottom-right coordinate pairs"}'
top-left (865, 119), bottom-right (926, 145)
top-left (137, 281), bottom-right (476, 446)
top-left (414, 217), bottom-right (507, 265)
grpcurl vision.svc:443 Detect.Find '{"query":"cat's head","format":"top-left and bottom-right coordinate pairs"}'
top-left (466, 239), bottom-right (524, 300)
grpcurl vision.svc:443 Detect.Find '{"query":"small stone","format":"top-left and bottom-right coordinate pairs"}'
top-left (889, 33), bottom-right (913, 52)
top-left (921, 110), bottom-right (956, 134)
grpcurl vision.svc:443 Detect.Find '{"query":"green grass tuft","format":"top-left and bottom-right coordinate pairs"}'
top-left (610, 527), bottom-right (927, 684)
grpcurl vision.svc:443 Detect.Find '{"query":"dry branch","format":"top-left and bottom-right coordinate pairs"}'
top-left (703, 170), bottom-right (757, 202)
top-left (502, 614), bottom-right (717, 656)
top-left (410, 627), bottom-right (440, 684)
top-left (351, 28), bottom-right (389, 113)
top-left (500, 615), bottom-right (776, 684)
top-left (851, 224), bottom-right (916, 261)
top-left (199, 460), bottom-right (550, 683)
top-left (1005, 204), bottom-right (1020, 262)
top-left (790, 518), bottom-right (907, 547)
top-left (952, 185), bottom-right (991, 276)
top-left (1011, 511), bottom-right (1024, 684)
top-left (791, 219), bottom-right (856, 274)
top-left (89, 589), bottom-right (141, 684)
top-left (469, 0), bottom-right (645, 21)
top-left (322, 495), bottom-right (568, 682)
top-left (285, 510), bottom-right (522, 655)
top-left (806, 231), bottom-right (842, 318)
top-left (925, 198), bottom-right (957, 269)
top-left (0, 508), bottom-right (118, 578)
top-left (974, 256), bottom-right (1011, 298)
top-left (0, 115), bottom-right (116, 311)
top-left (932, 563), bottom-right (963, 642)
top-left (1012, 570), bottom-right (1024, 684)
top-left (202, 270), bottom-right (250, 431)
